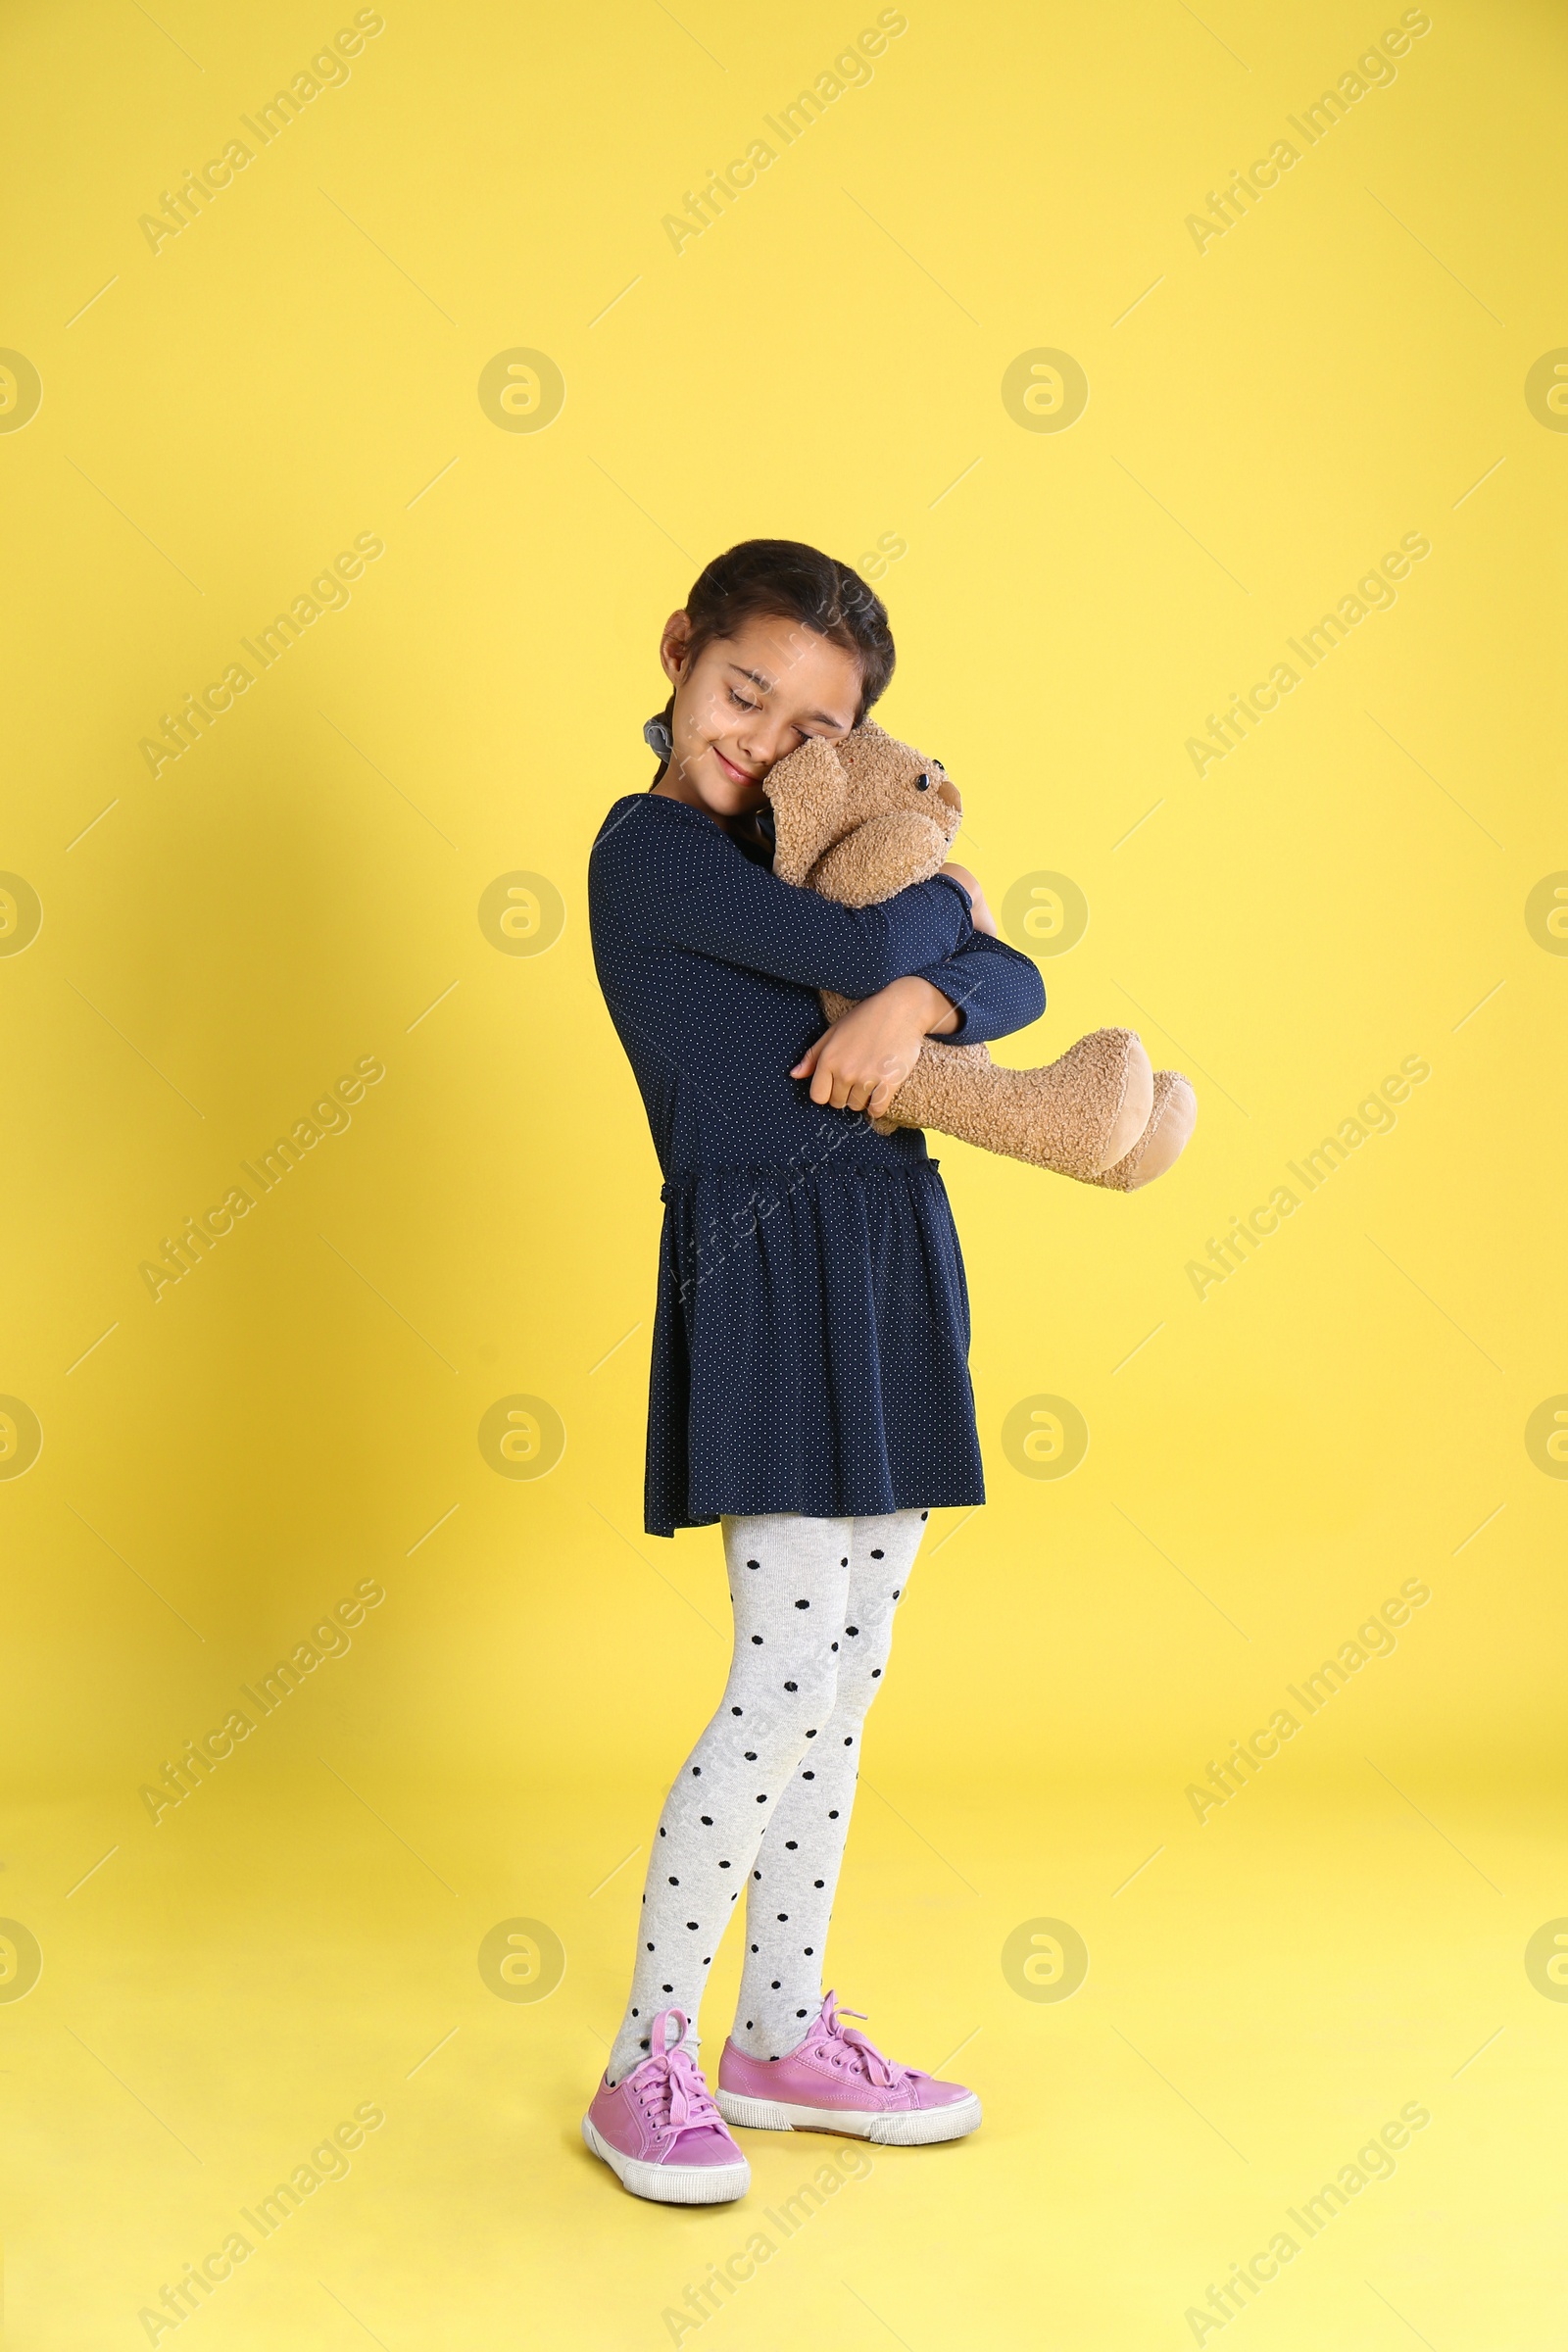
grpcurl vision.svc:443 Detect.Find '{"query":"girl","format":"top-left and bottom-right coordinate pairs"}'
top-left (583, 540), bottom-right (1046, 2204)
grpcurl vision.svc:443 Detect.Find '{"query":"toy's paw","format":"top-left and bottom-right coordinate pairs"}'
top-left (1087, 1070), bottom-right (1197, 1191)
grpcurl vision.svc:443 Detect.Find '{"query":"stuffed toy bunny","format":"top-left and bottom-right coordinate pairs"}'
top-left (764, 722), bottom-right (1196, 1189)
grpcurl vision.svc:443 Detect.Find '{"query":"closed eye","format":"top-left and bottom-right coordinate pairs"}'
top-left (729, 686), bottom-right (842, 748)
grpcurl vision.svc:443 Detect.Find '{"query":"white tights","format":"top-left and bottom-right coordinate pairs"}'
top-left (606, 1507), bottom-right (928, 2082)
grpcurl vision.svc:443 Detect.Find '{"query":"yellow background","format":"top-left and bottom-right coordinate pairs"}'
top-left (2, 0), bottom-right (1565, 2343)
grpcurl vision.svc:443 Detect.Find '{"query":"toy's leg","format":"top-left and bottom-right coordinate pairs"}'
top-left (1083, 1071), bottom-right (1198, 1190)
top-left (1102, 1036), bottom-right (1153, 1167)
top-left (879, 1026), bottom-right (1152, 1181)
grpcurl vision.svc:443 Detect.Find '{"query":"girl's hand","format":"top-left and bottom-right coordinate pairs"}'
top-left (941, 861), bottom-right (1000, 937)
top-left (791, 976), bottom-right (959, 1117)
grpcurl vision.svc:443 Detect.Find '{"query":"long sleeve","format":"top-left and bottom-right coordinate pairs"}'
top-left (914, 928), bottom-right (1047, 1046)
top-left (624, 801), bottom-right (976, 997)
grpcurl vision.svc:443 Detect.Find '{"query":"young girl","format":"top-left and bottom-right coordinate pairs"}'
top-left (583, 540), bottom-right (1046, 2204)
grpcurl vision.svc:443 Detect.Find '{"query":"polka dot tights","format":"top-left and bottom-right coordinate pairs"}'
top-left (605, 1508), bottom-right (928, 2083)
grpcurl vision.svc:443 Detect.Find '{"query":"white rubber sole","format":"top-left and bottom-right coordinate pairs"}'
top-left (581, 2114), bottom-right (751, 2204)
top-left (714, 2087), bottom-right (982, 2146)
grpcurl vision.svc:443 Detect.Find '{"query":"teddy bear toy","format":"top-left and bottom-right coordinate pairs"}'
top-left (763, 722), bottom-right (1197, 1189)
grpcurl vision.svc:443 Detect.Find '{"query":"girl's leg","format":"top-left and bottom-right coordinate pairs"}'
top-left (728, 1507), bottom-right (928, 2059)
top-left (604, 1513), bottom-right (852, 2083)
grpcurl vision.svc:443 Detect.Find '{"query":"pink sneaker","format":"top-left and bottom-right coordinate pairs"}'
top-left (716, 1991), bottom-right (982, 2146)
top-left (582, 2009), bottom-right (751, 2204)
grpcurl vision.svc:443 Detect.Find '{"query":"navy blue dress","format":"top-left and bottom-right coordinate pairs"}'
top-left (588, 790), bottom-right (1048, 1537)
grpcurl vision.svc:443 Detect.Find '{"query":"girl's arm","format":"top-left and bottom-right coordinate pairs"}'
top-left (938, 862), bottom-right (997, 934)
top-left (646, 814), bottom-right (976, 997)
top-left (910, 926), bottom-right (1047, 1045)
top-left (794, 897), bottom-right (1048, 1116)
top-left (792, 975), bottom-right (959, 1113)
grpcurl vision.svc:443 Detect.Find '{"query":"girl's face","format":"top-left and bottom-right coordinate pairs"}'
top-left (657, 610), bottom-right (862, 823)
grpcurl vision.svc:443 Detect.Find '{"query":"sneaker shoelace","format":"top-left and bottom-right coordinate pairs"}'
top-left (636, 2009), bottom-right (727, 2153)
top-left (815, 1990), bottom-right (918, 2089)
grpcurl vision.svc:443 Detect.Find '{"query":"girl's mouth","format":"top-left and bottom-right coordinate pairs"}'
top-left (712, 748), bottom-right (760, 788)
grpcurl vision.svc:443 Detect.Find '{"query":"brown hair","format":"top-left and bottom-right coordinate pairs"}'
top-left (654, 538), bottom-right (896, 751)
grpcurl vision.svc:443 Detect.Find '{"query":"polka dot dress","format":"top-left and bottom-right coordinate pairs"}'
top-left (587, 789), bottom-right (1046, 1539)
top-left (606, 1508), bottom-right (929, 2082)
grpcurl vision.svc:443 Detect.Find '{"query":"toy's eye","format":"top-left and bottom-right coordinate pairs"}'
top-left (913, 774), bottom-right (929, 792)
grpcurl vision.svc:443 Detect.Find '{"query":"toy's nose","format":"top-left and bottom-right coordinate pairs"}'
top-left (934, 775), bottom-right (961, 813)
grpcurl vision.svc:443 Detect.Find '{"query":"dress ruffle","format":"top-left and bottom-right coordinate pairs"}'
top-left (646, 1162), bottom-right (985, 1537)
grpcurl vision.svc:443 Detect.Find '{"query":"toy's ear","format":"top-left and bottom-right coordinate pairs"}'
top-left (763, 736), bottom-right (849, 884)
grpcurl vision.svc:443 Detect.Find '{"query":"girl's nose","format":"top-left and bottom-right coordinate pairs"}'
top-left (735, 720), bottom-right (782, 772)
